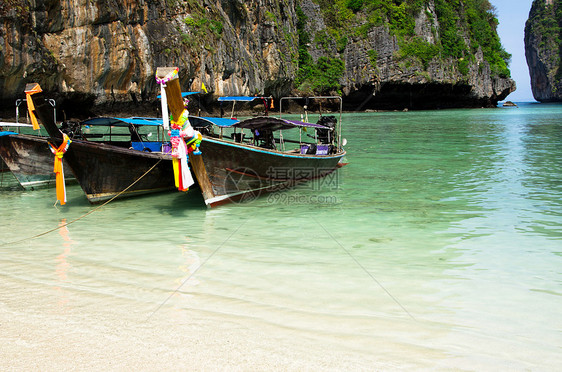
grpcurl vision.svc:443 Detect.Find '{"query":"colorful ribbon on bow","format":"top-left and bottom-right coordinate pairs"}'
top-left (169, 110), bottom-right (195, 191)
top-left (48, 134), bottom-right (71, 205)
top-left (24, 83), bottom-right (43, 130)
top-left (167, 108), bottom-right (205, 191)
top-left (185, 132), bottom-right (202, 155)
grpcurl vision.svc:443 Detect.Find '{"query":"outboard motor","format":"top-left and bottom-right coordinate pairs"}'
top-left (316, 115), bottom-right (337, 145)
top-left (59, 120), bottom-right (82, 139)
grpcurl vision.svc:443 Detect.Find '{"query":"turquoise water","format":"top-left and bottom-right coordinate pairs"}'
top-left (1, 103), bottom-right (561, 369)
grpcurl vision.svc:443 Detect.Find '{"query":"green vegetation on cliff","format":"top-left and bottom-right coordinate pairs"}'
top-left (180, 2), bottom-right (224, 53)
top-left (296, 0), bottom-right (511, 92)
top-left (295, 5), bottom-right (346, 94)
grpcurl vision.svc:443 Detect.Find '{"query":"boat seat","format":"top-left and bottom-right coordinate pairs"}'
top-left (254, 129), bottom-right (275, 149)
top-left (300, 144), bottom-right (332, 155)
top-left (316, 145), bottom-right (329, 155)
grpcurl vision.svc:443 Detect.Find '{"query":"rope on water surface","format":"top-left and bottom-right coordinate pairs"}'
top-left (311, 216), bottom-right (417, 321)
top-left (146, 218), bottom-right (248, 320)
top-left (0, 159), bottom-right (163, 247)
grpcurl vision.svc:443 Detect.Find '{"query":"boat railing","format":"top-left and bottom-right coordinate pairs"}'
top-left (0, 122), bottom-right (34, 133)
top-left (279, 96), bottom-right (343, 152)
top-left (15, 98), bottom-right (57, 126)
top-left (218, 96), bottom-right (273, 119)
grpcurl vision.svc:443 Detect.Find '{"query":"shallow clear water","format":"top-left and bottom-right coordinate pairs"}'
top-left (1, 103), bottom-right (561, 370)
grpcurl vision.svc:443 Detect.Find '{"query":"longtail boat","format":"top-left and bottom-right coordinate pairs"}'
top-left (157, 67), bottom-right (347, 207)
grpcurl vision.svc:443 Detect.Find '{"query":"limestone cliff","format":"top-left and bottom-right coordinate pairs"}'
top-left (0, 0), bottom-right (515, 116)
top-left (525, 0), bottom-right (562, 102)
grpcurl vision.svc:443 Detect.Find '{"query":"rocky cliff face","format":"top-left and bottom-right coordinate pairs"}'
top-left (301, 0), bottom-right (514, 110)
top-left (0, 0), bottom-right (515, 117)
top-left (525, 0), bottom-right (562, 102)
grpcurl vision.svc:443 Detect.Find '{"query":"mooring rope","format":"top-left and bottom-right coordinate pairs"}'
top-left (146, 218), bottom-right (248, 320)
top-left (312, 216), bottom-right (417, 321)
top-left (1, 159), bottom-right (164, 247)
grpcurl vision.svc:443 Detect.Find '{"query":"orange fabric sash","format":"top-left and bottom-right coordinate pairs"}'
top-left (24, 83), bottom-right (42, 130)
top-left (49, 134), bottom-right (71, 205)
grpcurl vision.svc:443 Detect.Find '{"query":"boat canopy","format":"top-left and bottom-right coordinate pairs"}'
top-left (217, 96), bottom-right (265, 102)
top-left (189, 116), bottom-right (239, 128)
top-left (81, 117), bottom-right (164, 127)
top-left (231, 116), bottom-right (329, 131)
top-left (79, 114), bottom-right (326, 132)
top-left (157, 91), bottom-right (201, 99)
top-left (81, 116), bottom-right (241, 128)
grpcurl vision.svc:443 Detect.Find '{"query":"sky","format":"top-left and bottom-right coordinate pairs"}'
top-left (492, 0), bottom-right (536, 102)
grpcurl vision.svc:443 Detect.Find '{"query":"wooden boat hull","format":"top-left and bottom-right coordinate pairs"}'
top-left (46, 136), bottom-right (345, 206)
top-left (0, 133), bottom-right (73, 189)
top-left (61, 139), bottom-right (175, 203)
top-left (199, 137), bottom-right (346, 207)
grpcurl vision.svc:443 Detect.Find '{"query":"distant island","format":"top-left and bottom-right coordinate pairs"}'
top-left (0, 0), bottom-right (515, 117)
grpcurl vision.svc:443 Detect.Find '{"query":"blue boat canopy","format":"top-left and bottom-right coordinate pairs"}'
top-left (0, 131), bottom-right (18, 136)
top-left (82, 117), bottom-right (164, 127)
top-left (81, 116), bottom-right (238, 128)
top-left (157, 91), bottom-right (201, 99)
top-left (217, 96), bottom-right (267, 102)
top-left (189, 116), bottom-right (239, 128)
